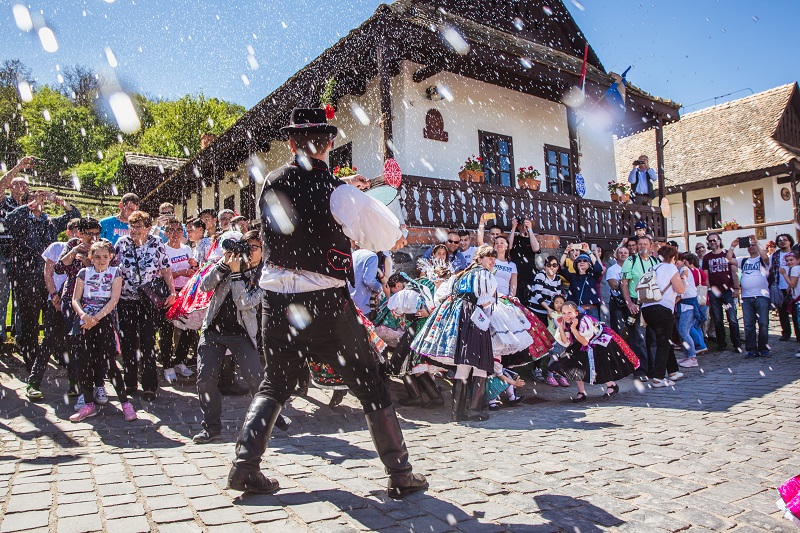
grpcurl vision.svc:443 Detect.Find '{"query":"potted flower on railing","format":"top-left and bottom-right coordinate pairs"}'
top-left (517, 166), bottom-right (541, 190)
top-left (607, 181), bottom-right (632, 203)
top-left (718, 219), bottom-right (739, 231)
top-left (458, 155), bottom-right (485, 183)
top-left (333, 165), bottom-right (357, 179)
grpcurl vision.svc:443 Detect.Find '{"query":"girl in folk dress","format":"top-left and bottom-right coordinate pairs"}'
top-left (410, 245), bottom-right (500, 421)
top-left (549, 301), bottom-right (639, 403)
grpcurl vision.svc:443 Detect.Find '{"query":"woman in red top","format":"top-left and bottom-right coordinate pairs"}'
top-left (687, 253), bottom-right (709, 350)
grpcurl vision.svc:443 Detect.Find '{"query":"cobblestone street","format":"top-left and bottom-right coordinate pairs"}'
top-left (1, 329), bottom-right (798, 533)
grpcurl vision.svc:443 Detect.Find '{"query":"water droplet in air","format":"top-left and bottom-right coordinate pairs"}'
top-left (109, 92), bottom-right (141, 133)
top-left (12, 4), bottom-right (33, 31)
top-left (17, 81), bottom-right (33, 102)
top-left (440, 26), bottom-right (470, 55)
top-left (104, 46), bottom-right (118, 68)
top-left (38, 27), bottom-right (59, 53)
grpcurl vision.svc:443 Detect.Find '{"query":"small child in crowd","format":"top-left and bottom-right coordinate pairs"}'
top-left (70, 241), bottom-right (137, 423)
top-left (544, 294), bottom-right (570, 387)
top-left (486, 355), bottom-right (526, 410)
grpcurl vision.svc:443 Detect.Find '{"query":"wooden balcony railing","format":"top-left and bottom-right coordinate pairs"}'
top-left (399, 175), bottom-right (665, 242)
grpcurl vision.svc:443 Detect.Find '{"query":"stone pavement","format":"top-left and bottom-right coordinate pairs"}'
top-left (1, 329), bottom-right (799, 532)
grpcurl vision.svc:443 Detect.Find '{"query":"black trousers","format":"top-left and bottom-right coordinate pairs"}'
top-left (29, 300), bottom-right (80, 385)
top-left (78, 316), bottom-right (127, 403)
top-left (255, 288), bottom-right (391, 413)
top-left (641, 304), bottom-right (679, 380)
top-left (118, 298), bottom-right (158, 393)
top-left (12, 276), bottom-right (47, 369)
top-left (158, 310), bottom-right (197, 367)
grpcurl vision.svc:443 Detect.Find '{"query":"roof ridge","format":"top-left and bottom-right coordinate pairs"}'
top-left (681, 83), bottom-right (796, 120)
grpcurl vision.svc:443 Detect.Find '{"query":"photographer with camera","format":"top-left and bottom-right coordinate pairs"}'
top-left (508, 216), bottom-right (541, 307)
top-left (193, 230), bottom-right (270, 444)
top-left (7, 188), bottom-right (80, 370)
top-left (627, 155), bottom-right (657, 206)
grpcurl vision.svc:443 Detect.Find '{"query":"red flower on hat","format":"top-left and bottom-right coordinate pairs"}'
top-left (323, 104), bottom-right (335, 120)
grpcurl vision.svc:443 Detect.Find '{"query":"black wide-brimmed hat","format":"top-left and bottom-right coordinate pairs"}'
top-left (280, 108), bottom-right (338, 136)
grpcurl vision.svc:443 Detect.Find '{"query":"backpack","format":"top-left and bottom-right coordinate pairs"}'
top-left (635, 264), bottom-right (663, 304)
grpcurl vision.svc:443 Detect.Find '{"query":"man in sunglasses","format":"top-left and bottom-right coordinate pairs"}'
top-left (701, 233), bottom-right (742, 353)
top-left (694, 242), bottom-right (707, 261)
top-left (422, 230), bottom-right (466, 272)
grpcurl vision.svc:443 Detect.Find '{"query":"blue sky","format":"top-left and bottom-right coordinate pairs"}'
top-left (3, 0), bottom-right (799, 113)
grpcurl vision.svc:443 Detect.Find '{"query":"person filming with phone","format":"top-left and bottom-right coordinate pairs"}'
top-left (726, 236), bottom-right (770, 358)
top-left (7, 188), bottom-right (80, 369)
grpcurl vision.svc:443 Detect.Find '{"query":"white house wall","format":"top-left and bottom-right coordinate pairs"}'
top-left (665, 176), bottom-right (795, 251)
top-left (250, 61), bottom-right (620, 204)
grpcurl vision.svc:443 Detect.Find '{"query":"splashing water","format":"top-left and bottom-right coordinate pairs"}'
top-left (12, 4), bottom-right (33, 31)
top-left (109, 92), bottom-right (141, 134)
top-left (286, 304), bottom-right (311, 330)
top-left (350, 104), bottom-right (370, 126)
top-left (440, 26), bottom-right (470, 55)
top-left (38, 27), bottom-right (58, 53)
top-left (104, 46), bottom-right (118, 68)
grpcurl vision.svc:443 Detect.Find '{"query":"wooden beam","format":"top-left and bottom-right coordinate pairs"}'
top-left (791, 167), bottom-right (799, 242)
top-left (567, 107), bottom-right (580, 176)
top-left (655, 115), bottom-right (666, 205)
top-left (213, 163), bottom-right (222, 212)
top-left (681, 189), bottom-right (689, 251)
top-left (196, 165), bottom-right (203, 214)
top-left (412, 64), bottom-right (444, 83)
top-left (378, 38), bottom-right (395, 161)
top-left (666, 164), bottom-right (792, 194)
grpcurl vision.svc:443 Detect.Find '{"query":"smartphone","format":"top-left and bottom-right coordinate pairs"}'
top-left (484, 213), bottom-right (496, 220)
top-left (738, 238), bottom-right (751, 249)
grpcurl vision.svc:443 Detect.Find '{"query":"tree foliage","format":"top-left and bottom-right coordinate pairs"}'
top-left (138, 94), bottom-right (244, 158)
top-left (0, 61), bottom-right (245, 189)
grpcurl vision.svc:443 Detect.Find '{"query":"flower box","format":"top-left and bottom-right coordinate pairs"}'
top-left (518, 177), bottom-right (541, 190)
top-left (458, 169), bottom-right (485, 183)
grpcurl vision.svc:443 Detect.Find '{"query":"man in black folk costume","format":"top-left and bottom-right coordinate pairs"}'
top-left (227, 108), bottom-right (428, 499)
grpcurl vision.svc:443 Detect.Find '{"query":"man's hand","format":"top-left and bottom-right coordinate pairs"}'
top-left (627, 302), bottom-right (639, 316)
top-left (524, 219), bottom-right (533, 231)
top-left (164, 294), bottom-right (177, 308)
top-left (224, 252), bottom-right (241, 273)
top-left (342, 174), bottom-right (370, 190)
top-left (15, 156), bottom-right (37, 172)
top-left (391, 236), bottom-right (407, 251)
top-left (50, 293), bottom-right (61, 310)
top-left (511, 217), bottom-right (519, 229)
top-left (581, 242), bottom-right (590, 253)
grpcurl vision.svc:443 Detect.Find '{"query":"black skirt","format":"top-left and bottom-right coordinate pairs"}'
top-left (454, 300), bottom-right (494, 374)
top-left (549, 340), bottom-right (636, 384)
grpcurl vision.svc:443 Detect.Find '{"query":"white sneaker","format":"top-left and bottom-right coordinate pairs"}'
top-left (667, 372), bottom-right (684, 381)
top-left (174, 364), bottom-right (193, 377)
top-left (795, 351), bottom-right (800, 358)
top-left (73, 394), bottom-right (85, 411)
top-left (164, 368), bottom-right (177, 383)
top-left (679, 358), bottom-right (699, 368)
top-left (93, 385), bottom-right (108, 405)
top-left (651, 378), bottom-right (675, 388)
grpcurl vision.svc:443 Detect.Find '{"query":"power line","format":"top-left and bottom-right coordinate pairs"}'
top-left (680, 88), bottom-right (755, 112)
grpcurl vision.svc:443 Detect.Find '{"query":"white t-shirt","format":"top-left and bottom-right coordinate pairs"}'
top-left (42, 241), bottom-right (68, 296)
top-left (494, 259), bottom-right (517, 297)
top-left (461, 246), bottom-right (477, 266)
top-left (605, 262), bottom-right (623, 295)
top-left (165, 243), bottom-right (193, 289)
top-left (739, 256), bottom-right (769, 299)
top-left (642, 262), bottom-right (680, 310)
top-left (791, 265), bottom-right (800, 300)
top-left (679, 265), bottom-right (697, 299)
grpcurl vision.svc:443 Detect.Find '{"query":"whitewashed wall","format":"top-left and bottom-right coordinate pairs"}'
top-left (665, 176), bottom-right (795, 251)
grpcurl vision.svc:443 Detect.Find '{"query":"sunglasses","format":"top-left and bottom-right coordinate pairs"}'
top-left (447, 240), bottom-right (459, 244)
top-left (707, 239), bottom-right (719, 244)
top-left (546, 262), bottom-right (558, 267)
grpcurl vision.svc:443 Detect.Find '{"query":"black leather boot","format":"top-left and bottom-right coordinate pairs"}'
top-left (451, 379), bottom-right (469, 422)
top-left (467, 376), bottom-right (490, 421)
top-left (417, 373), bottom-right (445, 408)
top-left (398, 375), bottom-right (427, 407)
top-left (295, 365), bottom-right (310, 397)
top-left (329, 389), bottom-right (346, 408)
top-left (227, 396), bottom-right (282, 493)
top-left (365, 405), bottom-right (428, 499)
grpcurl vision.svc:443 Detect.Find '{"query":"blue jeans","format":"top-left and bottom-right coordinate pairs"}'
top-left (676, 301), bottom-right (697, 359)
top-left (741, 296), bottom-right (770, 352)
top-left (708, 289), bottom-right (741, 349)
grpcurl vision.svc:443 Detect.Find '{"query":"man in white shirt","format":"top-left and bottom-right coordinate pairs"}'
top-left (228, 108), bottom-right (427, 500)
top-left (457, 230), bottom-right (477, 266)
top-left (627, 155), bottom-right (657, 206)
top-left (727, 236), bottom-right (770, 358)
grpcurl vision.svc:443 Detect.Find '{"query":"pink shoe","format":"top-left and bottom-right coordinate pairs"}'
top-left (545, 375), bottom-right (559, 387)
top-left (121, 402), bottom-right (137, 422)
top-left (69, 402), bottom-right (97, 422)
top-left (557, 376), bottom-right (570, 387)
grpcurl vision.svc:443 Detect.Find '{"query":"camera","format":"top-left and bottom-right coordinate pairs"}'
top-left (221, 238), bottom-right (250, 256)
top-left (633, 160), bottom-right (644, 166)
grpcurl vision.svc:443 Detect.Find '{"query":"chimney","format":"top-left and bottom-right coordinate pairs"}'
top-left (200, 133), bottom-right (217, 150)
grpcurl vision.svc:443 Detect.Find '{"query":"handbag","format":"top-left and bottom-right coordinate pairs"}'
top-left (131, 243), bottom-right (171, 308)
top-left (696, 285), bottom-right (708, 307)
top-left (770, 282), bottom-right (785, 310)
